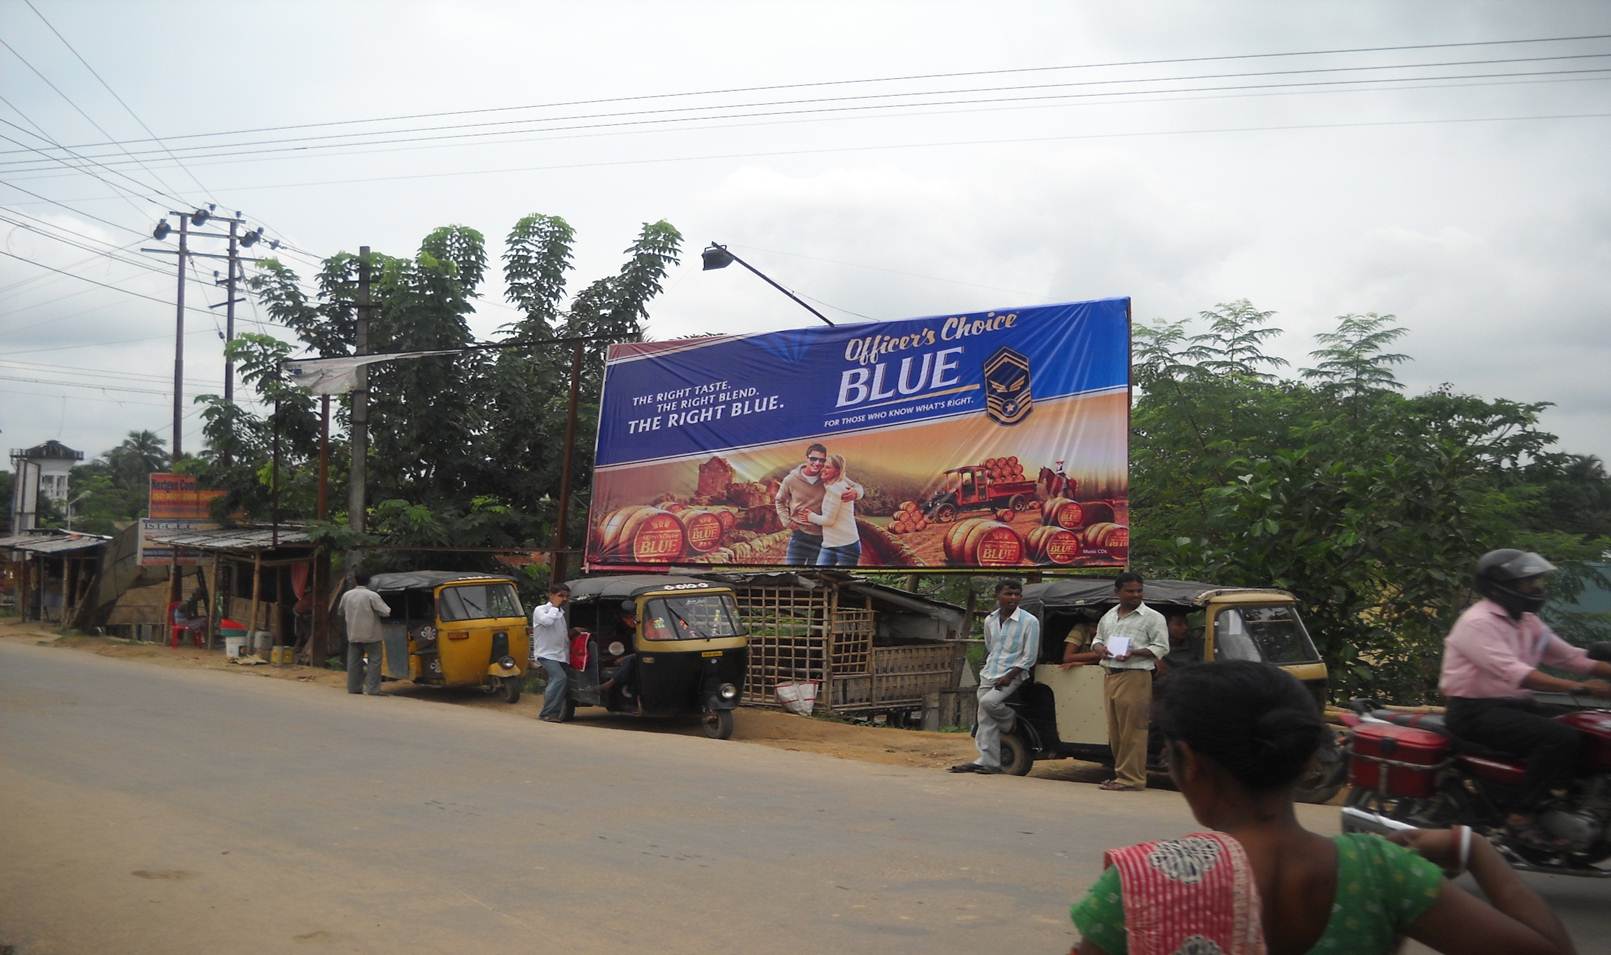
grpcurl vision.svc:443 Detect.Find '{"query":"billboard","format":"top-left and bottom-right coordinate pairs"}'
top-left (139, 473), bottom-right (224, 566)
top-left (585, 297), bottom-right (1131, 570)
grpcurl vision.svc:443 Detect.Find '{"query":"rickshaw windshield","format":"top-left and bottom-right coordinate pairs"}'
top-left (641, 594), bottom-right (743, 640)
top-left (1212, 604), bottom-right (1321, 665)
top-left (438, 583), bottom-right (524, 622)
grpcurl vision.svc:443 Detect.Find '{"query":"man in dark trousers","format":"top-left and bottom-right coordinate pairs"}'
top-left (1440, 549), bottom-right (1611, 846)
top-left (339, 572), bottom-right (391, 696)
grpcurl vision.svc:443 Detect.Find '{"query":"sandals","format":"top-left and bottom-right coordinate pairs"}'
top-left (948, 762), bottom-right (1001, 775)
top-left (1099, 780), bottom-right (1143, 792)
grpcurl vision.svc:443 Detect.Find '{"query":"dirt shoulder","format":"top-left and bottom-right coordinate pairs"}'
top-left (1, 617), bottom-right (1103, 778)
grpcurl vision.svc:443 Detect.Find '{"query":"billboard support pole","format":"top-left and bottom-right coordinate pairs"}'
top-left (551, 341), bottom-right (584, 582)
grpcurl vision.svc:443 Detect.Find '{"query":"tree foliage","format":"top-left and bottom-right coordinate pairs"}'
top-left (184, 215), bottom-right (682, 576)
top-left (1132, 305), bottom-right (1611, 701)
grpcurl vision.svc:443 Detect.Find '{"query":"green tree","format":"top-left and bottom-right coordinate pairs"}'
top-left (1132, 308), bottom-right (1611, 701)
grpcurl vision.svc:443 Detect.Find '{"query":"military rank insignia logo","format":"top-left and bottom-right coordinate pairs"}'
top-left (983, 347), bottom-right (1032, 425)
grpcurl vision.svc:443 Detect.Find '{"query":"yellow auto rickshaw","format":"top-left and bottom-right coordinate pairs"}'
top-left (1002, 579), bottom-right (1343, 802)
top-left (367, 571), bottom-right (531, 702)
top-left (561, 575), bottom-right (749, 738)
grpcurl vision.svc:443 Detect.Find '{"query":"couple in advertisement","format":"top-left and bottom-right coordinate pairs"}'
top-left (773, 442), bottom-right (865, 567)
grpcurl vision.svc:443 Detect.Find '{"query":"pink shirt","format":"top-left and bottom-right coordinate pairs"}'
top-left (1439, 599), bottom-right (1594, 699)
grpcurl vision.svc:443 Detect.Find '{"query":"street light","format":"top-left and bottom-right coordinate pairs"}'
top-left (701, 242), bottom-right (834, 327)
top-left (65, 491), bottom-right (90, 531)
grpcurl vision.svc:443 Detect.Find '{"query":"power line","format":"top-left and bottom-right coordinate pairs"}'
top-left (4, 325), bottom-right (291, 358)
top-left (0, 26), bottom-right (190, 206)
top-left (0, 247), bottom-right (291, 322)
top-left (2, 73), bottom-right (1605, 203)
top-left (26, 108), bottom-right (1594, 199)
top-left (25, 32), bottom-right (1611, 152)
top-left (5, 53), bottom-right (1607, 170)
top-left (19, 0), bottom-right (216, 204)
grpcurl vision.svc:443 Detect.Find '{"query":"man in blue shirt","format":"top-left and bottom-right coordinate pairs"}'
top-left (951, 579), bottom-right (1041, 774)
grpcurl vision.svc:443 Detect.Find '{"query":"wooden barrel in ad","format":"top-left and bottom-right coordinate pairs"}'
top-left (1042, 497), bottom-right (1083, 530)
top-left (943, 518), bottom-right (1025, 567)
top-left (1078, 501), bottom-right (1116, 525)
top-left (1026, 525), bottom-right (1082, 565)
top-left (1081, 522), bottom-right (1130, 559)
top-left (681, 509), bottom-right (726, 554)
top-left (593, 506), bottom-right (688, 563)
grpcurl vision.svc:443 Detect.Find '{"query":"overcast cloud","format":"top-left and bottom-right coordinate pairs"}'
top-left (2, 0), bottom-right (1608, 466)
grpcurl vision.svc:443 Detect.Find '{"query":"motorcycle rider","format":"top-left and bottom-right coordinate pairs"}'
top-left (1439, 549), bottom-right (1611, 847)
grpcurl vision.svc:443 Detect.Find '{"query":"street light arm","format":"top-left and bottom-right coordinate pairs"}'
top-left (702, 243), bottom-right (834, 327)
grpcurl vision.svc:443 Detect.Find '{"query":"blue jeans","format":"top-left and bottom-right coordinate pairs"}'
top-left (816, 541), bottom-right (861, 566)
top-left (537, 657), bottom-right (570, 720)
top-left (786, 531), bottom-right (823, 566)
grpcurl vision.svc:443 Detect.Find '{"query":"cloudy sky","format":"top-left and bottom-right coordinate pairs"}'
top-left (2, 0), bottom-right (1608, 466)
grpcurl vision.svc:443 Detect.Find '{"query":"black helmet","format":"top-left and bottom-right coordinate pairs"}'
top-left (620, 599), bottom-right (637, 615)
top-left (1474, 549), bottom-right (1556, 617)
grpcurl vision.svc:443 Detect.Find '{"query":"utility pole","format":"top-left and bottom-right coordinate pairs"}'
top-left (223, 219), bottom-right (239, 409)
top-left (145, 207), bottom-right (263, 464)
top-left (348, 245), bottom-right (371, 541)
top-left (172, 214), bottom-right (188, 459)
top-left (551, 341), bottom-right (584, 582)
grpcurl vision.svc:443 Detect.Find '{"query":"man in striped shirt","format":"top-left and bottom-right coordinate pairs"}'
top-left (951, 579), bottom-right (1041, 774)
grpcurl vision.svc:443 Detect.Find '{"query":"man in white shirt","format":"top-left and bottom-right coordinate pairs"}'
top-left (532, 582), bottom-right (571, 722)
top-left (950, 580), bottom-right (1040, 774)
top-left (339, 572), bottom-right (391, 696)
top-left (1090, 572), bottom-right (1169, 791)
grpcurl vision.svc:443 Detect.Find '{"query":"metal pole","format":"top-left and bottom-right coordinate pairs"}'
top-left (349, 246), bottom-right (371, 538)
top-left (714, 245), bottom-right (834, 327)
top-left (551, 340), bottom-right (583, 582)
top-left (223, 219), bottom-right (239, 460)
top-left (172, 215), bottom-right (189, 458)
top-left (317, 394), bottom-right (329, 520)
top-left (270, 394), bottom-right (281, 548)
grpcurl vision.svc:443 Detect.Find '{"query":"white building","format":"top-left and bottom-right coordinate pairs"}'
top-left (8, 440), bottom-right (84, 531)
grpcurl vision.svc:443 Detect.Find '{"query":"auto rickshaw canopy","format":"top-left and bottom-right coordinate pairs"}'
top-left (1019, 578), bottom-right (1298, 618)
top-left (368, 571), bottom-right (517, 592)
top-left (564, 574), bottom-right (727, 603)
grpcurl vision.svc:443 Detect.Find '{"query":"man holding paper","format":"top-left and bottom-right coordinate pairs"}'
top-left (1091, 572), bottom-right (1169, 791)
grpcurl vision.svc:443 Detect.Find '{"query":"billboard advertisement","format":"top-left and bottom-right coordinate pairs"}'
top-left (585, 297), bottom-right (1130, 570)
top-left (139, 473), bottom-right (224, 566)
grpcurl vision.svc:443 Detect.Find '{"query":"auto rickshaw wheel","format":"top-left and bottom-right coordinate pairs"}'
top-left (999, 730), bottom-right (1034, 776)
top-left (501, 676), bottom-right (521, 704)
top-left (702, 709), bottom-right (735, 740)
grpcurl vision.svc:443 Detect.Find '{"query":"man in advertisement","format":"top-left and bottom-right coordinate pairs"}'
top-left (773, 442), bottom-right (863, 566)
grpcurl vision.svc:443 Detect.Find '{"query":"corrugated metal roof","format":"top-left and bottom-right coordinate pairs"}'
top-left (21, 531), bottom-right (107, 553)
top-left (9, 534), bottom-right (108, 555)
top-left (142, 526), bottom-right (313, 552)
top-left (0, 532), bottom-right (66, 548)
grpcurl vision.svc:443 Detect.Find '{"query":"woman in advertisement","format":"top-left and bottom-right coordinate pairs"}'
top-left (797, 454), bottom-right (862, 567)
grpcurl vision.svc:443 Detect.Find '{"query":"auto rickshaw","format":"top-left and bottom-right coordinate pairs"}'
top-left (997, 578), bottom-right (1344, 803)
top-left (367, 571), bottom-right (531, 702)
top-left (561, 575), bottom-right (748, 739)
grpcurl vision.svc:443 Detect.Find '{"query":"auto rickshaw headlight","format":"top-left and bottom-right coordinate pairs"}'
top-left (718, 683), bottom-right (738, 701)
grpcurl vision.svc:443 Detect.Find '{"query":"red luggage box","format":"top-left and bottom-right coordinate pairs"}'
top-left (1348, 723), bottom-right (1451, 797)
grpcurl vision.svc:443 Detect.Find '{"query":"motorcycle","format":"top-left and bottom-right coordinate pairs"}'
top-left (1339, 643), bottom-right (1611, 877)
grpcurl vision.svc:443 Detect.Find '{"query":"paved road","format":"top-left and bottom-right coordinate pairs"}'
top-left (2, 640), bottom-right (1606, 954)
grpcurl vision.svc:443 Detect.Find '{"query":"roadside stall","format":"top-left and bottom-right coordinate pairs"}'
top-left (139, 527), bottom-right (319, 658)
top-left (711, 570), bottom-right (967, 723)
top-left (0, 531), bottom-right (108, 627)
